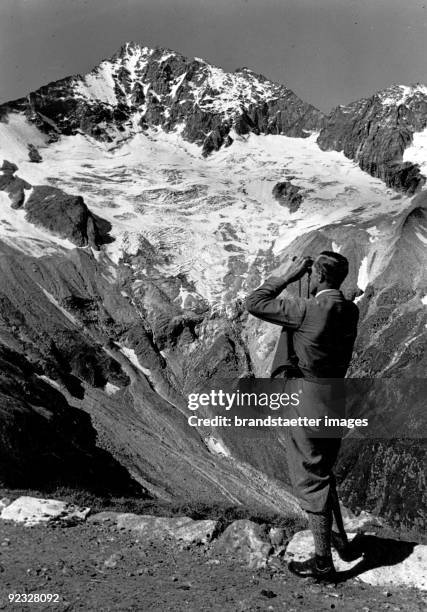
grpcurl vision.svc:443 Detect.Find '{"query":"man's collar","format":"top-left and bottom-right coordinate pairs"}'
top-left (315, 289), bottom-right (342, 298)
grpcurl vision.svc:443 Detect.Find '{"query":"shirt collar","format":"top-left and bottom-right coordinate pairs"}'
top-left (315, 289), bottom-right (340, 298)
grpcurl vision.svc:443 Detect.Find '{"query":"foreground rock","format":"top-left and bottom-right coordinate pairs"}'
top-left (216, 520), bottom-right (272, 568)
top-left (213, 519), bottom-right (281, 568)
top-left (0, 496), bottom-right (90, 526)
top-left (90, 512), bottom-right (219, 544)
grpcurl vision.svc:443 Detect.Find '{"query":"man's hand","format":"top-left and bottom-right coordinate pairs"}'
top-left (283, 256), bottom-right (313, 285)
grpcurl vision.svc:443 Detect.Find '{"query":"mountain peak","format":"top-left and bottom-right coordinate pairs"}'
top-left (376, 82), bottom-right (427, 107)
top-left (0, 41), bottom-right (323, 155)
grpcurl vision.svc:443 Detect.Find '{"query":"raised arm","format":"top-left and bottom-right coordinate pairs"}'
top-left (246, 276), bottom-right (306, 329)
top-left (245, 257), bottom-right (312, 330)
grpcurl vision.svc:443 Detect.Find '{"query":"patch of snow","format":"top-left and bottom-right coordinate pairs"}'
top-left (170, 72), bottom-right (187, 99)
top-left (120, 346), bottom-right (151, 376)
top-left (380, 84), bottom-right (414, 106)
top-left (105, 382), bottom-right (121, 395)
top-left (0, 112), bottom-right (47, 163)
top-left (37, 375), bottom-right (61, 390)
top-left (205, 436), bottom-right (231, 458)
top-left (415, 230), bottom-right (427, 244)
top-left (403, 125), bottom-right (427, 176)
top-left (175, 285), bottom-right (202, 309)
top-left (75, 61), bottom-right (118, 105)
top-left (421, 295), bottom-right (427, 305)
top-left (38, 286), bottom-right (80, 326)
top-left (366, 225), bottom-right (381, 242)
top-left (357, 256), bottom-right (370, 291)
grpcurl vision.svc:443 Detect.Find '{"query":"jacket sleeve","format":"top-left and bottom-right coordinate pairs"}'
top-left (245, 276), bottom-right (306, 330)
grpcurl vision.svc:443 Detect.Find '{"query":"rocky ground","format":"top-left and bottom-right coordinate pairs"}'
top-left (0, 494), bottom-right (426, 612)
top-left (0, 520), bottom-right (426, 612)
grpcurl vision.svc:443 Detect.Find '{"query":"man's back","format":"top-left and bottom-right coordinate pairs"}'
top-left (246, 278), bottom-right (359, 379)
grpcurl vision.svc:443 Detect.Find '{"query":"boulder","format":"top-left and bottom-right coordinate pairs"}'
top-left (28, 144), bottom-right (42, 163)
top-left (115, 513), bottom-right (219, 544)
top-left (285, 529), bottom-right (427, 591)
top-left (213, 519), bottom-right (275, 568)
top-left (0, 496), bottom-right (90, 526)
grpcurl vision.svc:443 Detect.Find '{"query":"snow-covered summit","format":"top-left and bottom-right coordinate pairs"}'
top-left (378, 83), bottom-right (427, 107)
top-left (0, 41), bottom-right (323, 156)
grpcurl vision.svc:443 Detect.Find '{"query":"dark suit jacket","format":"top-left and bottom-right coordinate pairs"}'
top-left (246, 277), bottom-right (359, 379)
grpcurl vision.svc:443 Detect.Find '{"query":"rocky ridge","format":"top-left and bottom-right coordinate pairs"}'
top-left (318, 83), bottom-right (427, 194)
top-left (0, 42), bottom-right (323, 156)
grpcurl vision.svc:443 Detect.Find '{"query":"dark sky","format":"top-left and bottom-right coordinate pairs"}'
top-left (1, 0), bottom-right (427, 112)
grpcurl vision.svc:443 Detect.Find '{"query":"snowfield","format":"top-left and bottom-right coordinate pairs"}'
top-left (0, 115), bottom-right (411, 304)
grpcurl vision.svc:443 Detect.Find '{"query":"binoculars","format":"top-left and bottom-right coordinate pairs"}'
top-left (292, 255), bottom-right (314, 274)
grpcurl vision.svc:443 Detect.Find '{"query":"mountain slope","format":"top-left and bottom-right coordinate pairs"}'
top-left (318, 83), bottom-right (427, 194)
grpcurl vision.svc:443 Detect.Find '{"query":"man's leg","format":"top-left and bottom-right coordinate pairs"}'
top-left (306, 504), bottom-right (333, 567)
top-left (285, 430), bottom-right (339, 580)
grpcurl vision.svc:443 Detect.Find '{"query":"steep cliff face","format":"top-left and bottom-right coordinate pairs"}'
top-left (318, 84), bottom-right (427, 194)
top-left (0, 344), bottom-right (144, 496)
top-left (0, 43), bottom-right (426, 532)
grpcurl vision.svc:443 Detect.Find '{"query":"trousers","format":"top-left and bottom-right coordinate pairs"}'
top-left (274, 374), bottom-right (343, 513)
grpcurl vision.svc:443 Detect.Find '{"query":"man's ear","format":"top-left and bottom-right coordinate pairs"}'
top-left (315, 268), bottom-right (324, 283)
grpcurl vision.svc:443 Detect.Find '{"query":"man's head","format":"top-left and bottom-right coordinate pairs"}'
top-left (310, 251), bottom-right (349, 294)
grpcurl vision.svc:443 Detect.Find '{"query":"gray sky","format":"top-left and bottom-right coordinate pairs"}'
top-left (1, 0), bottom-right (427, 112)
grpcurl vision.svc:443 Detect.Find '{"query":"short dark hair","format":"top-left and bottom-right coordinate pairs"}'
top-left (314, 251), bottom-right (349, 287)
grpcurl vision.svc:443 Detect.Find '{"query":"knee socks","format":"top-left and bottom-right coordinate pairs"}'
top-left (307, 508), bottom-right (332, 558)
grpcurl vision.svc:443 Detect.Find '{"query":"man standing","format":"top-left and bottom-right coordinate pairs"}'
top-left (246, 252), bottom-right (359, 581)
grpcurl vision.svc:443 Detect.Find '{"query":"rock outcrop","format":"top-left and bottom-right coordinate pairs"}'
top-left (28, 144), bottom-right (42, 163)
top-left (0, 160), bottom-right (112, 248)
top-left (0, 159), bottom-right (31, 208)
top-left (272, 181), bottom-right (304, 212)
top-left (25, 185), bottom-right (112, 249)
top-left (318, 84), bottom-right (427, 194)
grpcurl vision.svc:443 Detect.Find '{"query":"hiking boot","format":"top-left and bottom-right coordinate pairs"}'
top-left (331, 531), bottom-right (362, 562)
top-left (288, 554), bottom-right (336, 582)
